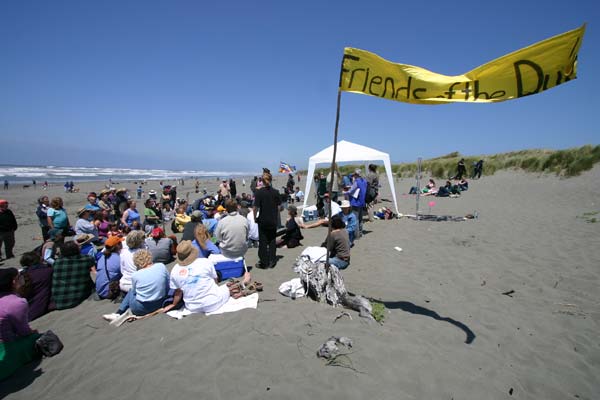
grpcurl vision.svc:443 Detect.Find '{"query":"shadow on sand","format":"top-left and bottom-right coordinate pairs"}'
top-left (0, 359), bottom-right (43, 397)
top-left (379, 300), bottom-right (476, 344)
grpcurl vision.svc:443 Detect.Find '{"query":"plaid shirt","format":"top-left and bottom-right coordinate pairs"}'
top-left (52, 254), bottom-right (95, 310)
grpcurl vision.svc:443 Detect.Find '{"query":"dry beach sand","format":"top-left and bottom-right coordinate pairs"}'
top-left (1, 169), bottom-right (599, 400)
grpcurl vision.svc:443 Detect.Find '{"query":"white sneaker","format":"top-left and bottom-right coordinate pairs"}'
top-left (110, 309), bottom-right (134, 327)
top-left (102, 313), bottom-right (120, 322)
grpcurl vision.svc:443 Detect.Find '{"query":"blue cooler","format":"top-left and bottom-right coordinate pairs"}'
top-left (208, 255), bottom-right (246, 281)
top-left (303, 206), bottom-right (318, 222)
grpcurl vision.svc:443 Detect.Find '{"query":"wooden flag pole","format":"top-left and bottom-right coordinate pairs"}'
top-left (325, 89), bottom-right (342, 270)
top-left (416, 157), bottom-right (422, 220)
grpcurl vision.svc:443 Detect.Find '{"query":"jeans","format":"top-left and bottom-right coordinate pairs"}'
top-left (0, 230), bottom-right (16, 258)
top-left (351, 206), bottom-right (363, 237)
top-left (118, 289), bottom-right (165, 316)
top-left (258, 225), bottom-right (277, 267)
top-left (329, 257), bottom-right (349, 270)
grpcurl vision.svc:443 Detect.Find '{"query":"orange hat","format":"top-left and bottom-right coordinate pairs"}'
top-left (105, 236), bottom-right (124, 247)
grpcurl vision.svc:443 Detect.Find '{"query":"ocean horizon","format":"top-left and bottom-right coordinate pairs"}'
top-left (0, 164), bottom-right (255, 183)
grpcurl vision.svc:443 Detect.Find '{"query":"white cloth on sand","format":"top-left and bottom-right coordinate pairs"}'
top-left (166, 293), bottom-right (259, 319)
top-left (300, 246), bottom-right (327, 262)
top-left (279, 278), bottom-right (305, 299)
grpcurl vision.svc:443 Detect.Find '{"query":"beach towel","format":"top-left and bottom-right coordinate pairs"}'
top-left (166, 293), bottom-right (259, 319)
top-left (205, 292), bottom-right (259, 315)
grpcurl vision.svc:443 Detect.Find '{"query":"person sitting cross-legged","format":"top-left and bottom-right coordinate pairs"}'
top-left (325, 215), bottom-right (351, 270)
top-left (167, 241), bottom-right (241, 314)
top-left (215, 199), bottom-right (249, 259)
top-left (0, 268), bottom-right (43, 381)
top-left (51, 241), bottom-right (95, 310)
top-left (276, 205), bottom-right (303, 248)
top-left (103, 249), bottom-right (170, 321)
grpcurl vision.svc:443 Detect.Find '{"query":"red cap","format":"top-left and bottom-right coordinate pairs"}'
top-left (151, 227), bottom-right (164, 238)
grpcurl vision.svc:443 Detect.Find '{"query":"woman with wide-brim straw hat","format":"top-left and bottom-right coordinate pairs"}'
top-left (75, 233), bottom-right (97, 258)
top-left (167, 241), bottom-right (241, 314)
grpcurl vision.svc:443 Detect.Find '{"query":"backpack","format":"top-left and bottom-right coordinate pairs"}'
top-left (365, 181), bottom-right (378, 204)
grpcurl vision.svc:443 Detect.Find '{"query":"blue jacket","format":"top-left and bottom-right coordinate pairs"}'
top-left (349, 177), bottom-right (367, 208)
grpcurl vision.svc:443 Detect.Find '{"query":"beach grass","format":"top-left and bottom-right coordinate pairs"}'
top-left (394, 144), bottom-right (600, 179)
top-left (311, 144), bottom-right (600, 179)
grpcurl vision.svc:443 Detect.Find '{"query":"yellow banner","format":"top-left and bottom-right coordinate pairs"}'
top-left (340, 25), bottom-right (585, 104)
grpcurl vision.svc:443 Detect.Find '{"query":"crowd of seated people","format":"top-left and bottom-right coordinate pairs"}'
top-left (1, 171), bottom-right (371, 380)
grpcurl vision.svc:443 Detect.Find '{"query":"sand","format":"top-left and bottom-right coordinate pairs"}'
top-left (1, 169), bottom-right (599, 400)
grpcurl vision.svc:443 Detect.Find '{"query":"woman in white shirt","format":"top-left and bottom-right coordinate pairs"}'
top-left (119, 230), bottom-right (147, 292)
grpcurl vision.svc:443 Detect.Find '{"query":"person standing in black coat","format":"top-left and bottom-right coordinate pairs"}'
top-left (229, 179), bottom-right (237, 199)
top-left (0, 199), bottom-right (18, 260)
top-left (253, 172), bottom-right (281, 269)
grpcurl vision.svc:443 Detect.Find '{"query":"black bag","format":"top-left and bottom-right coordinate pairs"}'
top-left (35, 330), bottom-right (64, 357)
top-left (365, 182), bottom-right (378, 204)
top-left (103, 256), bottom-right (121, 300)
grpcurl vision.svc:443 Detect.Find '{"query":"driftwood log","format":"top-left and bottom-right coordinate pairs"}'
top-left (294, 253), bottom-right (374, 320)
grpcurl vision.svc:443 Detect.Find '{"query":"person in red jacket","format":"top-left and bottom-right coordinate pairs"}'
top-left (0, 199), bottom-right (18, 261)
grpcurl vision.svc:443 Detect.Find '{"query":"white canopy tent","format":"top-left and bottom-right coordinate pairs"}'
top-left (301, 140), bottom-right (399, 213)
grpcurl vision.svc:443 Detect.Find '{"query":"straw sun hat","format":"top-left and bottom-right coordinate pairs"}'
top-left (75, 233), bottom-right (95, 246)
top-left (176, 240), bottom-right (198, 266)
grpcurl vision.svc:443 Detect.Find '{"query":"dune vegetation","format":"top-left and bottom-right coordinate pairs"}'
top-left (310, 145), bottom-right (600, 179)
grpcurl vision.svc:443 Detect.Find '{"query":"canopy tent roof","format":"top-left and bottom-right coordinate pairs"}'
top-left (302, 140), bottom-right (399, 213)
top-left (308, 140), bottom-right (390, 164)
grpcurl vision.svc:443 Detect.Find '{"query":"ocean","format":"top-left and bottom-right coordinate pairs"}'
top-left (0, 165), bottom-right (252, 183)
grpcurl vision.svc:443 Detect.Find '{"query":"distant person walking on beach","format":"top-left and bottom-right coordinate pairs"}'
top-left (253, 172), bottom-right (281, 269)
top-left (472, 159), bottom-right (484, 179)
top-left (3, 180), bottom-right (8, 190)
top-left (0, 199), bottom-right (18, 260)
top-left (453, 159), bottom-right (467, 180)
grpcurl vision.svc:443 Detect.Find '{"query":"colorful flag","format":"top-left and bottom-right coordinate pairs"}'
top-left (339, 25), bottom-right (585, 104)
top-left (279, 161), bottom-right (295, 174)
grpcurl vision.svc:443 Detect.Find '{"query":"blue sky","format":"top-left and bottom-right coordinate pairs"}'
top-left (1, 1), bottom-right (598, 172)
